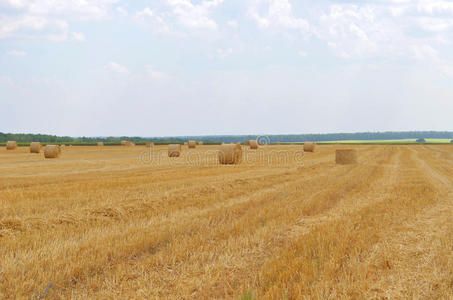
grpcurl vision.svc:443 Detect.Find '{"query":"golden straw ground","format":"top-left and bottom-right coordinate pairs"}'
top-left (0, 144), bottom-right (451, 299)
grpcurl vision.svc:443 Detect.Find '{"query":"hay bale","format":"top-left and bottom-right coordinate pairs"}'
top-left (30, 142), bottom-right (42, 153)
top-left (97, 142), bottom-right (104, 147)
top-left (198, 141), bottom-right (204, 145)
top-left (249, 140), bottom-right (258, 149)
top-left (303, 142), bottom-right (316, 152)
top-left (6, 141), bottom-right (18, 150)
top-left (244, 140), bottom-right (250, 146)
top-left (335, 149), bottom-right (358, 164)
top-left (122, 141), bottom-right (135, 147)
top-left (121, 140), bottom-right (127, 146)
top-left (188, 140), bottom-right (196, 149)
top-left (168, 144), bottom-right (181, 157)
top-left (184, 142), bottom-right (188, 145)
top-left (145, 142), bottom-right (154, 148)
top-left (44, 145), bottom-right (61, 158)
top-left (218, 143), bottom-right (242, 164)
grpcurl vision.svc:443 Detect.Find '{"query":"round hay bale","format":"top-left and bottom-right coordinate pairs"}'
top-left (97, 142), bottom-right (104, 147)
top-left (244, 140), bottom-right (250, 146)
top-left (249, 140), bottom-right (258, 149)
top-left (335, 149), bottom-right (358, 165)
top-left (30, 142), bottom-right (42, 153)
top-left (188, 140), bottom-right (196, 149)
top-left (6, 141), bottom-right (18, 150)
top-left (145, 142), bottom-right (154, 148)
top-left (303, 142), bottom-right (316, 152)
top-left (218, 143), bottom-right (242, 164)
top-left (168, 144), bottom-right (181, 157)
top-left (44, 145), bottom-right (61, 159)
top-left (198, 141), bottom-right (204, 145)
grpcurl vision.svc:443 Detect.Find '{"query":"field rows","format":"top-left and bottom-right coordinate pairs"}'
top-left (0, 145), bottom-right (452, 299)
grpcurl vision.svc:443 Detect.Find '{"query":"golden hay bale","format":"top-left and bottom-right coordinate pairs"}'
top-left (244, 140), bottom-right (250, 146)
top-left (6, 141), bottom-right (18, 150)
top-left (335, 149), bottom-right (358, 164)
top-left (303, 142), bottom-right (316, 152)
top-left (218, 143), bottom-right (242, 164)
top-left (188, 140), bottom-right (196, 149)
top-left (168, 144), bottom-right (181, 157)
top-left (122, 141), bottom-right (135, 147)
top-left (145, 142), bottom-right (154, 148)
top-left (97, 142), bottom-right (104, 146)
top-left (249, 140), bottom-right (258, 149)
top-left (198, 141), bottom-right (204, 145)
top-left (30, 142), bottom-right (42, 153)
top-left (44, 145), bottom-right (61, 158)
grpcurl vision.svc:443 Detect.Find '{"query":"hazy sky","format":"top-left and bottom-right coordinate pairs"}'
top-left (1, 0), bottom-right (453, 137)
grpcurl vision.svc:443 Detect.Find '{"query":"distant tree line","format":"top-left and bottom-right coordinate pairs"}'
top-left (1, 131), bottom-right (453, 144)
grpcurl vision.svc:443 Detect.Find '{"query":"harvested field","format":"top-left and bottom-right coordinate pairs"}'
top-left (0, 145), bottom-right (452, 299)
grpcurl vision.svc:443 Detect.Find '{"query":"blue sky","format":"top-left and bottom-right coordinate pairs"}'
top-left (1, 0), bottom-right (453, 137)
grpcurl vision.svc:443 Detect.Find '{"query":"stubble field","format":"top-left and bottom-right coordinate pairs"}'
top-left (0, 144), bottom-right (452, 299)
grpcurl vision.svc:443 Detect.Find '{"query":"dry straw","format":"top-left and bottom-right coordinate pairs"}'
top-left (303, 142), bottom-right (316, 152)
top-left (121, 140), bottom-right (127, 146)
top-left (198, 141), bottom-right (204, 145)
top-left (122, 141), bottom-right (135, 147)
top-left (145, 142), bottom-right (154, 148)
top-left (44, 145), bottom-right (61, 159)
top-left (97, 142), bottom-right (104, 147)
top-left (248, 140), bottom-right (258, 149)
top-left (6, 141), bottom-right (18, 150)
top-left (168, 144), bottom-right (181, 157)
top-left (188, 140), bottom-right (196, 149)
top-left (218, 143), bottom-right (242, 164)
top-left (335, 149), bottom-right (358, 164)
top-left (244, 140), bottom-right (250, 146)
top-left (30, 142), bottom-right (42, 153)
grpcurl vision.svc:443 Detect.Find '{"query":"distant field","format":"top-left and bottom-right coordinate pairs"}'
top-left (319, 138), bottom-right (453, 144)
top-left (1, 145), bottom-right (452, 298)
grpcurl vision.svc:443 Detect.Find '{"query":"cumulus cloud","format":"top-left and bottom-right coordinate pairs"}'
top-left (248, 0), bottom-right (309, 33)
top-left (105, 62), bottom-right (129, 74)
top-left (167, 0), bottom-right (223, 30)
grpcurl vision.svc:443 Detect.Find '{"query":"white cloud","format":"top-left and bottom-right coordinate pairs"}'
top-left (136, 7), bottom-right (154, 18)
top-left (72, 32), bottom-right (86, 42)
top-left (105, 62), bottom-right (129, 74)
top-left (249, 0), bottom-right (309, 33)
top-left (167, 0), bottom-right (223, 30)
top-left (0, 0), bottom-right (117, 40)
top-left (116, 6), bottom-right (128, 16)
top-left (412, 44), bottom-right (439, 61)
top-left (6, 50), bottom-right (27, 56)
top-left (146, 65), bottom-right (169, 80)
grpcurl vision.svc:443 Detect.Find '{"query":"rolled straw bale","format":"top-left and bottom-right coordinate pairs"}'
top-left (168, 144), bottom-right (181, 157)
top-left (188, 140), bottom-right (196, 149)
top-left (198, 141), bottom-right (204, 145)
top-left (44, 145), bottom-right (61, 158)
top-left (244, 140), bottom-right (250, 146)
top-left (248, 140), bottom-right (258, 149)
top-left (218, 143), bottom-right (242, 164)
top-left (303, 142), bottom-right (316, 152)
top-left (6, 141), bottom-right (18, 150)
top-left (97, 142), bottom-right (104, 147)
top-left (335, 149), bottom-right (358, 165)
top-left (145, 142), bottom-right (154, 148)
top-left (184, 142), bottom-right (188, 146)
top-left (30, 142), bottom-right (42, 153)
